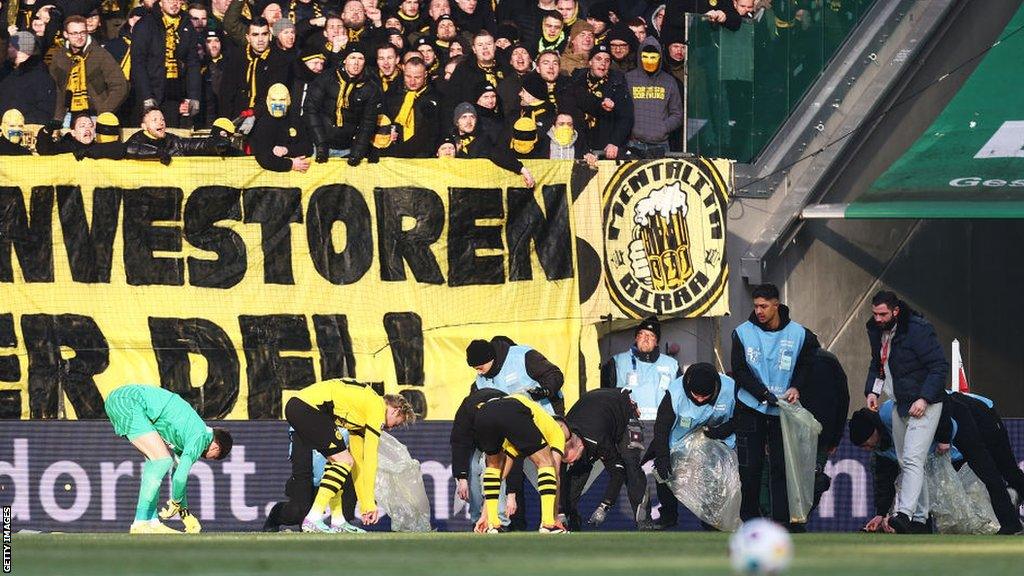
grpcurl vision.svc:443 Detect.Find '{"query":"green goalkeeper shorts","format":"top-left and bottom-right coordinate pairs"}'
top-left (104, 386), bottom-right (157, 440)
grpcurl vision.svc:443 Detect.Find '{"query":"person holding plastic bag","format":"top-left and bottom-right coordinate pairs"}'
top-left (731, 284), bottom-right (820, 529)
top-left (649, 363), bottom-right (739, 530)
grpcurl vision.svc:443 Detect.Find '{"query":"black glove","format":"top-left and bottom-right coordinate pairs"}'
top-left (704, 422), bottom-right (731, 440)
top-left (346, 156), bottom-right (361, 167)
top-left (763, 391), bottom-right (779, 407)
top-left (212, 136), bottom-right (233, 156)
top-left (653, 456), bottom-right (671, 484)
top-left (527, 386), bottom-right (551, 400)
top-left (315, 145), bottom-right (329, 163)
top-left (367, 152), bottom-right (380, 164)
top-left (159, 149), bottom-right (172, 166)
top-left (73, 148), bottom-right (88, 161)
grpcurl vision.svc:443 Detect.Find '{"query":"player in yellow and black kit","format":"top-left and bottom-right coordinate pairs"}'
top-left (267, 380), bottom-right (416, 533)
top-left (473, 395), bottom-right (584, 533)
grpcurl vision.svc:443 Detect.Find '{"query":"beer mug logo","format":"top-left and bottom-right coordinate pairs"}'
top-left (602, 159), bottom-right (729, 317)
top-left (631, 181), bottom-right (692, 292)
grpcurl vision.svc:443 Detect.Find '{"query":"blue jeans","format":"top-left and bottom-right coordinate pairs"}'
top-left (468, 450), bottom-right (510, 525)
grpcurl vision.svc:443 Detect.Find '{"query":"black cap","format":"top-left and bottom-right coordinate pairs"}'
top-left (473, 81), bottom-right (497, 101)
top-left (848, 408), bottom-right (881, 446)
top-left (496, 22), bottom-right (519, 42)
top-left (589, 43), bottom-right (610, 60)
top-left (341, 42), bottom-right (367, 60)
top-left (466, 339), bottom-right (495, 367)
top-left (634, 315), bottom-right (660, 341)
top-left (520, 72), bottom-right (548, 101)
top-left (683, 363), bottom-right (720, 405)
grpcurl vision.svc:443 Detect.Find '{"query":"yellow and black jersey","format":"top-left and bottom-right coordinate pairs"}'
top-left (502, 394), bottom-right (566, 458)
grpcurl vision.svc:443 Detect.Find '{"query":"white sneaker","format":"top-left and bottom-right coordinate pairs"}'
top-left (538, 525), bottom-right (568, 534)
top-left (328, 521), bottom-right (366, 534)
top-left (301, 518), bottom-right (332, 533)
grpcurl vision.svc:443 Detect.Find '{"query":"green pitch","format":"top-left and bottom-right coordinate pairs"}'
top-left (10, 532), bottom-right (1024, 576)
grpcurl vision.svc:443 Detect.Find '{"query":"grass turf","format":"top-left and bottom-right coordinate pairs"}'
top-left (10, 532), bottom-right (1024, 576)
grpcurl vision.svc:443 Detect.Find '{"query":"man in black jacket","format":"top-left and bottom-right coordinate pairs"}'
top-left (0, 32), bottom-right (57, 125)
top-left (218, 17), bottom-right (290, 118)
top-left (125, 107), bottom-right (232, 161)
top-left (800, 348), bottom-right (850, 513)
top-left (248, 82), bottom-right (311, 172)
top-left (562, 388), bottom-right (648, 532)
top-left (467, 336), bottom-right (564, 415)
top-left (304, 43), bottom-right (382, 166)
top-left (130, 0), bottom-right (202, 127)
top-left (384, 57), bottom-right (440, 158)
top-left (451, 102), bottom-right (535, 187)
top-left (36, 112), bottom-right (129, 159)
top-left (864, 290), bottom-right (948, 533)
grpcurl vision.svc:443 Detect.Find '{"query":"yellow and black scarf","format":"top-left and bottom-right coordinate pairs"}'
top-left (379, 69), bottom-right (400, 93)
top-left (288, 0), bottom-right (322, 23)
top-left (244, 46), bottom-right (270, 108)
top-left (333, 71), bottom-right (360, 126)
top-left (457, 134), bottom-right (475, 155)
top-left (395, 86), bottom-right (426, 142)
top-left (477, 62), bottom-right (503, 87)
top-left (118, 36), bottom-right (133, 78)
top-left (538, 31), bottom-right (566, 55)
top-left (66, 43), bottom-right (90, 112)
top-left (583, 74), bottom-right (607, 128)
top-left (162, 14), bottom-right (181, 79)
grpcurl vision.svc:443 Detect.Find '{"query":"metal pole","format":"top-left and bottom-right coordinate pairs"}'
top-left (682, 12), bottom-right (690, 154)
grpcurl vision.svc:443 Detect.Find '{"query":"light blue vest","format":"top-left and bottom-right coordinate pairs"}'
top-left (735, 320), bottom-right (806, 415)
top-left (475, 345), bottom-right (557, 414)
top-left (879, 400), bottom-right (962, 463)
top-left (666, 373), bottom-right (737, 449)
top-left (612, 350), bottom-right (679, 420)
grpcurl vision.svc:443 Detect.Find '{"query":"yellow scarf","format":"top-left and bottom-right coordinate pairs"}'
top-left (119, 36), bottom-right (133, 78)
top-left (395, 86), bottom-right (425, 142)
top-left (66, 49), bottom-right (89, 112)
top-left (245, 46), bottom-right (270, 108)
top-left (333, 71), bottom-right (358, 126)
top-left (477, 62), bottom-right (502, 87)
top-left (380, 70), bottom-right (399, 93)
top-left (162, 14), bottom-right (181, 79)
top-left (457, 134), bottom-right (475, 155)
top-left (347, 26), bottom-right (365, 42)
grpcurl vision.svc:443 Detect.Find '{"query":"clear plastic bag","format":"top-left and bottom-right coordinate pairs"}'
top-left (777, 400), bottom-right (822, 523)
top-left (926, 453), bottom-right (999, 534)
top-left (669, 431), bottom-right (742, 531)
top-left (374, 432), bottom-right (432, 532)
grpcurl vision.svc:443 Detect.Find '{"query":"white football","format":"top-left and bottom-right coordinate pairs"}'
top-left (729, 518), bottom-right (794, 575)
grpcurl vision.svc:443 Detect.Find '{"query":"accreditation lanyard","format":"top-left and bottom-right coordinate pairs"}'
top-left (879, 330), bottom-right (894, 379)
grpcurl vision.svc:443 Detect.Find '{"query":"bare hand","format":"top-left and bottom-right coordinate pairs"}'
top-left (273, 145), bottom-right (288, 157)
top-left (291, 156), bottom-right (310, 172)
top-left (866, 393), bottom-right (879, 411)
top-left (584, 153), bottom-right (598, 169)
top-left (361, 509), bottom-right (379, 525)
top-left (705, 10), bottom-right (727, 23)
top-left (505, 493), bottom-right (517, 517)
top-left (473, 513), bottom-right (488, 533)
top-left (863, 515), bottom-right (884, 532)
top-left (909, 398), bottom-right (928, 418)
top-left (456, 478), bottom-right (469, 502)
top-left (521, 168), bottom-right (535, 188)
top-left (310, 16), bottom-right (326, 27)
top-left (936, 442), bottom-right (950, 455)
top-left (604, 144), bottom-right (619, 159)
top-left (783, 387), bottom-right (800, 403)
top-left (601, 98), bottom-right (615, 112)
top-left (882, 516), bottom-right (895, 533)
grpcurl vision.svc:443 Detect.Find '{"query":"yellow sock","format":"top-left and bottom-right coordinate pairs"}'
top-left (308, 462), bottom-right (352, 520)
top-left (537, 466), bottom-right (557, 527)
top-left (482, 467), bottom-right (502, 529)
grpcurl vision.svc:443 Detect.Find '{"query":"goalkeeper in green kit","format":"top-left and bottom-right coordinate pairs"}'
top-left (104, 384), bottom-right (233, 534)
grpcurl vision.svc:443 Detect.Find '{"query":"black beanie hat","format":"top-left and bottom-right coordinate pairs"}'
top-left (634, 315), bottom-right (660, 341)
top-left (848, 409), bottom-right (881, 446)
top-left (466, 339), bottom-right (496, 367)
top-left (683, 363), bottom-right (720, 404)
top-left (521, 72), bottom-right (548, 101)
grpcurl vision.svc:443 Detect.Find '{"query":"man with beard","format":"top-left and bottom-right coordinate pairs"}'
top-left (570, 43), bottom-right (632, 159)
top-left (304, 43), bottom-right (382, 165)
top-left (289, 46), bottom-right (325, 119)
top-left (220, 17), bottom-right (290, 118)
top-left (125, 107), bottom-right (233, 161)
top-left (559, 19), bottom-right (594, 76)
top-left (50, 15), bottom-right (128, 122)
top-left (384, 57), bottom-right (440, 158)
top-left (732, 283), bottom-right (820, 528)
top-left (248, 82), bottom-right (312, 172)
top-left (130, 0), bottom-right (202, 127)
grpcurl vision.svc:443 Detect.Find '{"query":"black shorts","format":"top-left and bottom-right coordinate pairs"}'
top-left (475, 398), bottom-right (547, 457)
top-left (285, 397), bottom-right (347, 457)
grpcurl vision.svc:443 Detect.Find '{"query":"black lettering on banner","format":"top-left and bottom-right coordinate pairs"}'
top-left (506, 184), bottom-right (572, 282)
top-left (0, 186), bottom-right (54, 282)
top-left (306, 184), bottom-right (373, 285)
top-left (148, 317), bottom-right (240, 418)
top-left (56, 186), bottom-right (121, 284)
top-left (242, 188), bottom-right (302, 285)
top-left (448, 187), bottom-right (503, 287)
top-left (312, 315), bottom-right (356, 380)
top-left (0, 313), bottom-right (20, 418)
top-left (185, 187), bottom-right (246, 289)
top-left (122, 188), bottom-right (184, 286)
top-left (240, 315), bottom-right (316, 419)
top-left (20, 314), bottom-right (108, 418)
top-left (374, 187), bottom-right (444, 284)
top-left (382, 312), bottom-right (427, 419)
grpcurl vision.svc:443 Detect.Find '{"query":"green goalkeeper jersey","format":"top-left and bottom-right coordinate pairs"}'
top-left (108, 385), bottom-right (213, 506)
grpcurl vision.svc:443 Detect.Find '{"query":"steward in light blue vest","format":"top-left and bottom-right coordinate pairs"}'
top-left (647, 363), bottom-right (737, 481)
top-left (734, 314), bottom-right (811, 416)
top-left (600, 315), bottom-right (680, 420)
top-left (466, 337), bottom-right (565, 415)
